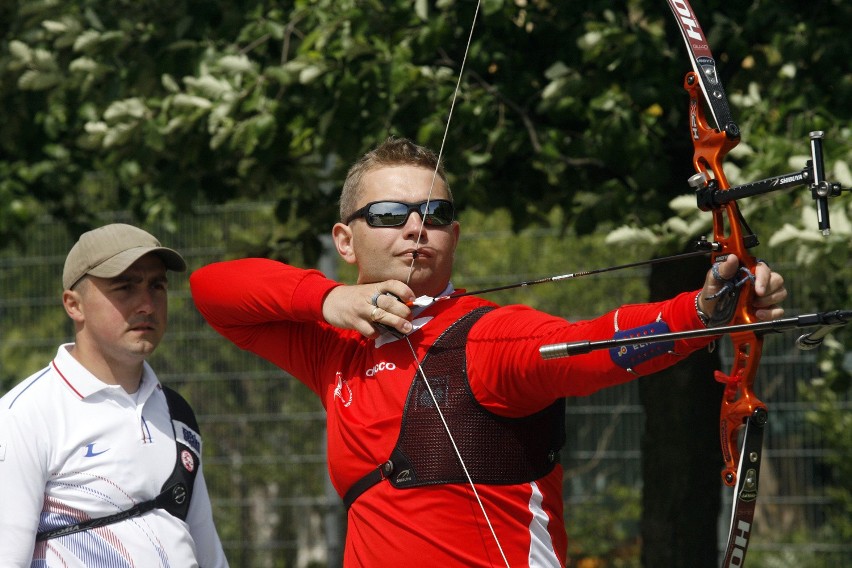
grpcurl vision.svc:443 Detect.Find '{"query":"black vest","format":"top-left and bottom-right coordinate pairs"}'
top-left (344, 307), bottom-right (565, 508)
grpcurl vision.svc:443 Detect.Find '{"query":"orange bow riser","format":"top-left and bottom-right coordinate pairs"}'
top-left (683, 72), bottom-right (766, 489)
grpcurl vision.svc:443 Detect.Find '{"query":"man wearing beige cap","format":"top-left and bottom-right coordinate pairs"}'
top-left (0, 224), bottom-right (229, 567)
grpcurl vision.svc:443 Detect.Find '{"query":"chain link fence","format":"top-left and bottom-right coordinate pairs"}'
top-left (1, 206), bottom-right (848, 566)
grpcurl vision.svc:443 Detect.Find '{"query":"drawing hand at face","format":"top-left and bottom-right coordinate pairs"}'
top-left (322, 281), bottom-right (415, 339)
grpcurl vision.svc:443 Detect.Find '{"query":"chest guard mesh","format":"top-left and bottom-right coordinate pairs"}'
top-left (343, 307), bottom-right (565, 508)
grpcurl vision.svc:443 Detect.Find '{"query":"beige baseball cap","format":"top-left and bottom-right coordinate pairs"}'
top-left (63, 223), bottom-right (186, 290)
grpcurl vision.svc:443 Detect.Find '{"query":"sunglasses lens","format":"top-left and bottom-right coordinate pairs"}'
top-left (423, 201), bottom-right (454, 226)
top-left (366, 203), bottom-right (410, 227)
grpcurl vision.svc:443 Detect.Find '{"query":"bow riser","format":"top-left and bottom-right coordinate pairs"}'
top-left (685, 71), bottom-right (764, 489)
top-left (716, 332), bottom-right (766, 486)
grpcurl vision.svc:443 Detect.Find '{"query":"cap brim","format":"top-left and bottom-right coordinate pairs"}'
top-left (86, 247), bottom-right (187, 279)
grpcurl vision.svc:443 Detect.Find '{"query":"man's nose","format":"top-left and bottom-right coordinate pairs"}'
top-left (402, 209), bottom-right (426, 240)
top-left (136, 288), bottom-right (157, 313)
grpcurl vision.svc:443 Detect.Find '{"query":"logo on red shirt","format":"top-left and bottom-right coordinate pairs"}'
top-left (365, 361), bottom-right (397, 377)
top-left (334, 372), bottom-right (353, 407)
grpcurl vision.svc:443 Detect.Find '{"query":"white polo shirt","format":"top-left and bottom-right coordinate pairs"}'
top-left (0, 344), bottom-right (229, 567)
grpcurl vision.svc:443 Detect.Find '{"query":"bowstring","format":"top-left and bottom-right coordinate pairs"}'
top-left (406, 0), bottom-right (481, 285)
top-left (401, 2), bottom-right (511, 566)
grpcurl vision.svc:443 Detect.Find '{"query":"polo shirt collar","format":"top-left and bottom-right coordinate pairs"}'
top-left (53, 343), bottom-right (160, 401)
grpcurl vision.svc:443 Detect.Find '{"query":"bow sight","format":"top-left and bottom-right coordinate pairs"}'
top-left (689, 130), bottom-right (846, 237)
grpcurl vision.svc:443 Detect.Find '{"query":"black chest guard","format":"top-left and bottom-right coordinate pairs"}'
top-left (343, 307), bottom-right (565, 508)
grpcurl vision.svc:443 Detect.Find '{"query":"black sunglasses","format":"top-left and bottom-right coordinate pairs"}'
top-left (345, 200), bottom-right (455, 227)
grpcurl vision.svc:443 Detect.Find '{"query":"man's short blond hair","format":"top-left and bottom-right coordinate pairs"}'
top-left (339, 137), bottom-right (452, 221)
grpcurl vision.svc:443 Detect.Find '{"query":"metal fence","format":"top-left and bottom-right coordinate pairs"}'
top-left (1, 206), bottom-right (848, 567)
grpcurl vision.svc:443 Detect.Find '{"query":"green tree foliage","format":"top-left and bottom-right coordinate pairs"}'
top-left (2, 0), bottom-right (849, 252)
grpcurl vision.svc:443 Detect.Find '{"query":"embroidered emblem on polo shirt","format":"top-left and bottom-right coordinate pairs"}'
top-left (83, 442), bottom-right (109, 457)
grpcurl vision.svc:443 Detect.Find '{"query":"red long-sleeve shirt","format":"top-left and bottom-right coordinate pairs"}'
top-left (190, 258), bottom-right (711, 567)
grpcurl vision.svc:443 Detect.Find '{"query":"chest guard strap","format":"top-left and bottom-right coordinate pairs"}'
top-left (36, 386), bottom-right (200, 541)
top-left (158, 385), bottom-right (201, 521)
top-left (343, 307), bottom-right (565, 509)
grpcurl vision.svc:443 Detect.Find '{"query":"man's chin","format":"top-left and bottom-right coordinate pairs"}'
top-left (127, 338), bottom-right (160, 357)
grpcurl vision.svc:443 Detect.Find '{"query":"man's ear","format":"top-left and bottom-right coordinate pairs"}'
top-left (63, 288), bottom-right (85, 323)
top-left (331, 222), bottom-right (357, 265)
